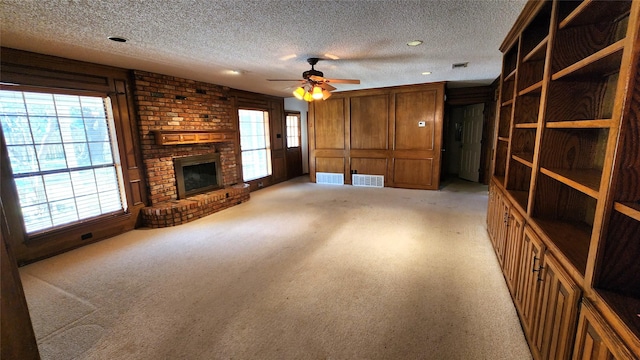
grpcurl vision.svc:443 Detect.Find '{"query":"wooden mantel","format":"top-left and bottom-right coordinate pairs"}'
top-left (153, 130), bottom-right (237, 145)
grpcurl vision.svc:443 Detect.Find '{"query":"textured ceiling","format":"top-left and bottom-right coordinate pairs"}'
top-left (1, 0), bottom-right (527, 97)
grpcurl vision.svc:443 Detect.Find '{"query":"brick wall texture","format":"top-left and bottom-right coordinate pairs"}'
top-left (132, 70), bottom-right (248, 226)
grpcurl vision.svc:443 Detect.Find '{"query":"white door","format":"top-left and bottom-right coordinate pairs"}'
top-left (459, 103), bottom-right (484, 182)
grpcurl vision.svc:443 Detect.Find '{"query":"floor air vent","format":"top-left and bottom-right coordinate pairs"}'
top-left (316, 172), bottom-right (344, 185)
top-left (352, 174), bottom-right (384, 188)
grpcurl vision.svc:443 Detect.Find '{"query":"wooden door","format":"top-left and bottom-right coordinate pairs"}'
top-left (504, 206), bottom-right (525, 295)
top-left (392, 84), bottom-right (444, 190)
top-left (516, 225), bottom-right (546, 334)
top-left (532, 253), bottom-right (581, 360)
top-left (572, 299), bottom-right (636, 360)
top-left (459, 103), bottom-right (484, 182)
top-left (285, 112), bottom-right (303, 179)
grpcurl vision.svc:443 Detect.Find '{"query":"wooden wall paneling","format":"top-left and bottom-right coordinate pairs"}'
top-left (350, 158), bottom-right (387, 176)
top-left (315, 157), bottom-right (345, 174)
top-left (393, 158), bottom-right (434, 188)
top-left (269, 99), bottom-right (287, 183)
top-left (314, 98), bottom-right (346, 150)
top-left (350, 94), bottom-right (389, 150)
top-left (394, 90), bottom-right (436, 151)
top-left (1, 233), bottom-right (41, 360)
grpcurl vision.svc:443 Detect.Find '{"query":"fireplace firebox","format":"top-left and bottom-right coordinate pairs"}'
top-left (174, 153), bottom-right (223, 199)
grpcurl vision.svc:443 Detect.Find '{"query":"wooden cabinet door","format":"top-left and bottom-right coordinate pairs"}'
top-left (495, 193), bottom-right (510, 266)
top-left (504, 206), bottom-right (525, 295)
top-left (516, 225), bottom-right (546, 334)
top-left (533, 253), bottom-right (581, 360)
top-left (487, 183), bottom-right (498, 245)
top-left (573, 299), bottom-right (636, 360)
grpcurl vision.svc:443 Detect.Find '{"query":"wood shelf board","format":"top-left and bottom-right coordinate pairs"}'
top-left (498, 137), bottom-right (510, 142)
top-left (552, 40), bottom-right (624, 81)
top-left (502, 99), bottom-right (514, 107)
top-left (614, 202), bottom-right (640, 222)
top-left (559, 0), bottom-right (632, 29)
top-left (546, 119), bottom-right (612, 128)
top-left (539, 167), bottom-right (601, 199)
top-left (153, 130), bottom-right (236, 145)
top-left (522, 37), bottom-right (548, 63)
top-left (512, 153), bottom-right (534, 167)
top-left (507, 189), bottom-right (529, 211)
top-left (514, 123), bottom-right (538, 129)
top-left (504, 69), bottom-right (517, 82)
top-left (595, 288), bottom-right (640, 342)
top-left (534, 217), bottom-right (591, 275)
top-left (518, 81), bottom-right (543, 96)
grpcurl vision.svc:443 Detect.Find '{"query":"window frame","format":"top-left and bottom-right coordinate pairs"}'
top-left (286, 112), bottom-right (301, 149)
top-left (0, 86), bottom-right (128, 236)
top-left (238, 108), bottom-right (272, 182)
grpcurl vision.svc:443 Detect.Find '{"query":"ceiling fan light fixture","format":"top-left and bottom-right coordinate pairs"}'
top-left (322, 89), bottom-right (332, 100)
top-left (311, 85), bottom-right (324, 100)
top-left (303, 91), bottom-right (314, 102)
top-left (293, 87), bottom-right (305, 100)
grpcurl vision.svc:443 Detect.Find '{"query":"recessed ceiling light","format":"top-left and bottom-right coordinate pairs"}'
top-left (229, 70), bottom-right (244, 75)
top-left (280, 54), bottom-right (297, 61)
top-left (108, 36), bottom-right (128, 43)
top-left (324, 53), bottom-right (340, 60)
top-left (407, 40), bottom-right (423, 46)
top-left (422, 71), bottom-right (432, 75)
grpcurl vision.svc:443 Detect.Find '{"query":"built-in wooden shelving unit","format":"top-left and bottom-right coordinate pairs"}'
top-left (489, 0), bottom-right (640, 358)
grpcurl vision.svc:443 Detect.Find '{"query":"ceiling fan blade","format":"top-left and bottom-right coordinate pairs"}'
top-left (319, 83), bottom-right (336, 91)
top-left (324, 78), bottom-right (360, 84)
top-left (308, 75), bottom-right (326, 82)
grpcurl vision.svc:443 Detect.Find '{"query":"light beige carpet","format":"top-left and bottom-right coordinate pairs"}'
top-left (20, 177), bottom-right (532, 360)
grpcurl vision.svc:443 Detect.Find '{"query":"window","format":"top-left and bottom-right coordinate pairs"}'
top-left (239, 109), bottom-right (271, 181)
top-left (286, 113), bottom-right (300, 148)
top-left (0, 90), bottom-right (126, 234)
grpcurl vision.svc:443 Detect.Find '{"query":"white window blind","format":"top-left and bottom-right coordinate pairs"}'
top-left (0, 90), bottom-right (126, 233)
top-left (239, 109), bottom-right (271, 181)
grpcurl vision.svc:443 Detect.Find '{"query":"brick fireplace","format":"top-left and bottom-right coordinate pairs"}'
top-left (133, 71), bottom-right (249, 228)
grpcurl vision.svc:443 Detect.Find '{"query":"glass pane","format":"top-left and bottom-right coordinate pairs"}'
top-left (76, 194), bottom-right (101, 218)
top-left (95, 167), bottom-right (119, 192)
top-left (43, 172), bottom-right (73, 202)
top-left (0, 115), bottom-right (32, 145)
top-left (49, 198), bottom-right (78, 226)
top-left (71, 169), bottom-right (98, 196)
top-left (53, 94), bottom-right (81, 116)
top-left (65, 143), bottom-right (91, 168)
top-left (37, 143), bottom-right (67, 171)
top-left (6, 145), bottom-right (39, 174)
top-left (30, 116), bottom-right (62, 144)
top-left (24, 92), bottom-right (56, 116)
top-left (0, 91), bottom-right (27, 114)
top-left (22, 204), bottom-right (52, 233)
top-left (15, 176), bottom-right (47, 207)
top-left (99, 190), bottom-right (122, 213)
top-left (85, 116), bottom-right (109, 142)
top-left (89, 141), bottom-right (113, 165)
top-left (59, 116), bottom-right (87, 143)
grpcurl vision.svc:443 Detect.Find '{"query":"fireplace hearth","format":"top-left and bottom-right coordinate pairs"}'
top-left (174, 153), bottom-right (223, 199)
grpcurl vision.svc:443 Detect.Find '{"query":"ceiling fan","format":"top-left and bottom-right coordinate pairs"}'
top-left (268, 57), bottom-right (360, 101)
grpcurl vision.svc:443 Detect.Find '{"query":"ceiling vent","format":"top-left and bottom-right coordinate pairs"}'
top-left (452, 62), bottom-right (469, 69)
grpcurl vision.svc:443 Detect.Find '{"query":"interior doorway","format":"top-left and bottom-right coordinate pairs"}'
top-left (444, 103), bottom-right (485, 182)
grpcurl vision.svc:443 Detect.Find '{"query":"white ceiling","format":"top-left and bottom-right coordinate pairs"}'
top-left (1, 0), bottom-right (527, 97)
